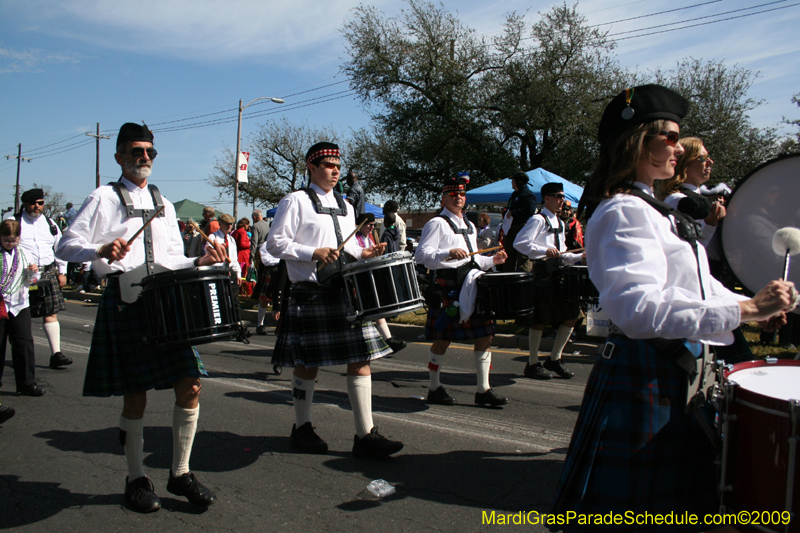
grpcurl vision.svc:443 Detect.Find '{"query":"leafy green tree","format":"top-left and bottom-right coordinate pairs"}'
top-left (779, 92), bottom-right (800, 154)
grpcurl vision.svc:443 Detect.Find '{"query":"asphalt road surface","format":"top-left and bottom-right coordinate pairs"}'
top-left (0, 299), bottom-right (596, 532)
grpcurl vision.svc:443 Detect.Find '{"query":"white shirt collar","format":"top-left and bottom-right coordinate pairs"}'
top-left (632, 181), bottom-right (655, 196)
top-left (681, 183), bottom-right (700, 192)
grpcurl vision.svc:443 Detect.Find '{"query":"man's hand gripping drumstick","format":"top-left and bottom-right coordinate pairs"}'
top-left (314, 219), bottom-right (386, 267)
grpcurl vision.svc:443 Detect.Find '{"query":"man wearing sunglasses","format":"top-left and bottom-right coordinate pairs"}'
top-left (267, 141), bottom-right (404, 458)
top-left (415, 174), bottom-right (509, 407)
top-left (513, 182), bottom-right (583, 380)
top-left (56, 123), bottom-right (227, 513)
top-left (17, 188), bottom-right (72, 375)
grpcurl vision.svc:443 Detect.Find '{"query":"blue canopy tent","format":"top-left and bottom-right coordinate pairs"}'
top-left (266, 201), bottom-right (384, 218)
top-left (465, 168), bottom-right (583, 205)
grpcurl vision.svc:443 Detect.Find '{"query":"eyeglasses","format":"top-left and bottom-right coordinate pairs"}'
top-left (128, 147), bottom-right (158, 160)
top-left (447, 192), bottom-right (466, 197)
top-left (318, 162), bottom-right (341, 170)
top-left (29, 200), bottom-right (45, 206)
top-left (695, 155), bottom-right (712, 163)
top-left (548, 194), bottom-right (566, 200)
top-left (657, 130), bottom-right (680, 147)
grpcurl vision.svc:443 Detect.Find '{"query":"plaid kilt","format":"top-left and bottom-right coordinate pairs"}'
top-left (29, 262), bottom-right (66, 318)
top-left (252, 263), bottom-right (275, 303)
top-left (83, 276), bottom-right (207, 397)
top-left (272, 283), bottom-right (391, 368)
top-left (425, 276), bottom-right (495, 341)
top-left (551, 335), bottom-right (718, 532)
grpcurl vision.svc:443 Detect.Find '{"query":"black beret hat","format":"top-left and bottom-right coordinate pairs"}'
top-left (117, 122), bottom-right (154, 149)
top-left (356, 212), bottom-right (375, 226)
top-left (306, 142), bottom-right (340, 165)
top-left (512, 171), bottom-right (530, 186)
top-left (541, 182), bottom-right (563, 197)
top-left (21, 188), bottom-right (45, 204)
top-left (598, 84), bottom-right (690, 146)
top-left (443, 172), bottom-right (470, 194)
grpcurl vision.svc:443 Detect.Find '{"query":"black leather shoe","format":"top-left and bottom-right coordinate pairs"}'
top-left (290, 422), bottom-right (328, 454)
top-left (523, 362), bottom-right (552, 380)
top-left (167, 471), bottom-right (216, 507)
top-left (273, 364), bottom-right (283, 376)
top-left (18, 384), bottom-right (45, 396)
top-left (475, 389), bottom-right (509, 407)
top-left (427, 386), bottom-right (456, 406)
top-left (543, 359), bottom-right (574, 379)
top-left (256, 325), bottom-right (267, 335)
top-left (124, 476), bottom-right (161, 513)
top-left (353, 427), bottom-right (403, 457)
top-left (49, 352), bottom-right (73, 368)
top-left (387, 338), bottom-right (407, 354)
top-left (0, 405), bottom-right (15, 423)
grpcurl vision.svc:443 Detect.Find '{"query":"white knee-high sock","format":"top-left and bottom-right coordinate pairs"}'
top-left (375, 320), bottom-right (392, 341)
top-left (43, 321), bottom-right (61, 354)
top-left (292, 375), bottom-right (315, 427)
top-left (528, 328), bottom-right (544, 365)
top-left (171, 405), bottom-right (199, 477)
top-left (474, 350), bottom-right (491, 393)
top-left (428, 350), bottom-right (444, 390)
top-left (257, 306), bottom-right (267, 326)
top-left (347, 375), bottom-right (373, 439)
top-left (119, 416), bottom-right (146, 481)
top-left (550, 325), bottom-right (574, 361)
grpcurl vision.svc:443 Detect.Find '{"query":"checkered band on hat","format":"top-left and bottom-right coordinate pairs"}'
top-left (442, 181), bottom-right (466, 193)
top-left (306, 148), bottom-right (340, 165)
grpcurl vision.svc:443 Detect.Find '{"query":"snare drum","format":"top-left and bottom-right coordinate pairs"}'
top-left (341, 251), bottom-right (424, 322)
top-left (561, 265), bottom-right (599, 304)
top-left (718, 359), bottom-right (800, 532)
top-left (140, 266), bottom-right (240, 349)
top-left (476, 271), bottom-right (535, 320)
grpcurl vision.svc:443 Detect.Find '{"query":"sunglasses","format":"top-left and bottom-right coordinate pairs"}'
top-left (128, 147), bottom-right (158, 160)
top-left (29, 200), bottom-right (45, 206)
top-left (547, 194), bottom-right (566, 200)
top-left (318, 162), bottom-right (341, 170)
top-left (695, 155), bottom-right (712, 163)
top-left (447, 192), bottom-right (466, 197)
top-left (657, 130), bottom-right (680, 146)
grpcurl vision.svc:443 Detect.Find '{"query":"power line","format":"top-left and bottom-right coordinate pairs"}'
top-left (590, 0), bottom-right (724, 27)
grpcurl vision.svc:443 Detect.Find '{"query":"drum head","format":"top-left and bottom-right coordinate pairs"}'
top-left (726, 359), bottom-right (800, 402)
top-left (721, 154), bottom-right (800, 296)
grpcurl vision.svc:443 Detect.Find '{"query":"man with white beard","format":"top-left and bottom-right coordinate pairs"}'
top-left (57, 123), bottom-right (227, 514)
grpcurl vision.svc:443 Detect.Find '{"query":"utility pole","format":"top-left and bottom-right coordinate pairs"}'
top-left (5, 144), bottom-right (32, 213)
top-left (86, 124), bottom-right (111, 188)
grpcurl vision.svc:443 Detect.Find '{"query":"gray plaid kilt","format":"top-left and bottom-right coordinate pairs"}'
top-left (551, 335), bottom-right (717, 531)
top-left (83, 276), bottom-right (207, 397)
top-left (272, 283), bottom-right (391, 368)
top-left (425, 276), bottom-right (495, 341)
top-left (29, 262), bottom-right (66, 318)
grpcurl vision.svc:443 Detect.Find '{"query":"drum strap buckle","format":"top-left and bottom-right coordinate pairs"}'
top-left (601, 341), bottom-right (615, 360)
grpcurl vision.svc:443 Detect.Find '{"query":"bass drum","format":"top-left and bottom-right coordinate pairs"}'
top-left (720, 153), bottom-right (800, 298)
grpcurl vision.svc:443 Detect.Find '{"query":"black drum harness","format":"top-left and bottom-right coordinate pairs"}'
top-left (434, 214), bottom-right (478, 286)
top-left (109, 180), bottom-right (165, 276)
top-left (301, 187), bottom-right (350, 287)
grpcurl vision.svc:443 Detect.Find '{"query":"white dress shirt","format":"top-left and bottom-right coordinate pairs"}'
top-left (19, 212), bottom-right (67, 274)
top-left (663, 183), bottom-right (717, 249)
top-left (414, 208), bottom-right (494, 271)
top-left (513, 208), bottom-right (582, 264)
top-left (1, 247), bottom-right (33, 315)
top-left (208, 230), bottom-right (241, 278)
top-left (266, 183), bottom-right (364, 284)
top-left (56, 177), bottom-right (193, 278)
top-left (586, 182), bottom-right (746, 346)
top-left (258, 240), bottom-right (280, 267)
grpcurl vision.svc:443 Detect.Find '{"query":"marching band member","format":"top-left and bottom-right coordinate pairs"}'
top-left (414, 175), bottom-right (509, 407)
top-left (266, 141), bottom-right (403, 457)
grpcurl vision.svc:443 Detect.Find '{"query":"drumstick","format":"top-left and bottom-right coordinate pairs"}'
top-left (107, 205), bottom-right (165, 264)
top-left (565, 247), bottom-right (585, 253)
top-left (189, 221), bottom-right (231, 265)
top-left (316, 219), bottom-right (368, 270)
top-left (445, 245), bottom-right (504, 261)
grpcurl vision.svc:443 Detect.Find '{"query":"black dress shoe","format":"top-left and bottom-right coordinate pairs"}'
top-left (256, 325), bottom-right (267, 335)
top-left (523, 362), bottom-right (552, 380)
top-left (387, 338), bottom-right (407, 354)
top-left (273, 364), bottom-right (283, 376)
top-left (18, 384), bottom-right (45, 396)
top-left (167, 471), bottom-right (216, 507)
top-left (353, 427), bottom-right (404, 457)
top-left (543, 358), bottom-right (574, 379)
top-left (475, 389), bottom-right (509, 407)
top-left (427, 386), bottom-right (456, 405)
top-left (290, 422), bottom-right (328, 454)
top-left (0, 405), bottom-right (15, 423)
top-left (124, 476), bottom-right (161, 513)
top-left (49, 352), bottom-right (73, 368)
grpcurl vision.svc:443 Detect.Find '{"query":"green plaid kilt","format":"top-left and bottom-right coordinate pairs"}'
top-left (272, 283), bottom-right (391, 368)
top-left (29, 262), bottom-right (66, 318)
top-left (551, 335), bottom-right (717, 531)
top-left (83, 276), bottom-right (207, 397)
top-left (252, 262), bottom-right (275, 302)
top-left (425, 276), bottom-right (495, 341)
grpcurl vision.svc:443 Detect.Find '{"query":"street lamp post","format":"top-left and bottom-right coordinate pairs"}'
top-left (233, 96), bottom-right (284, 220)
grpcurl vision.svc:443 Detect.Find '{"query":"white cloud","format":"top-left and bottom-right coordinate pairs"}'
top-left (0, 46), bottom-right (81, 74)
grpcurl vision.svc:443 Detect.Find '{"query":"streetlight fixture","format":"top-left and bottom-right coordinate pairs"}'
top-left (233, 96), bottom-right (285, 220)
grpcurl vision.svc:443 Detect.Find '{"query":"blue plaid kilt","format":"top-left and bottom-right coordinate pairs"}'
top-left (272, 283), bottom-right (391, 368)
top-left (83, 276), bottom-right (207, 397)
top-left (29, 262), bottom-right (67, 318)
top-left (552, 335), bottom-right (718, 532)
top-left (425, 276), bottom-right (495, 341)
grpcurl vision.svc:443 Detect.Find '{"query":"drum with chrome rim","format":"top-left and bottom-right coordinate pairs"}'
top-left (341, 251), bottom-right (424, 322)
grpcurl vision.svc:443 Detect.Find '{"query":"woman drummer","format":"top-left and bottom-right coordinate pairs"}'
top-left (353, 212), bottom-right (406, 354)
top-left (552, 84), bottom-right (796, 531)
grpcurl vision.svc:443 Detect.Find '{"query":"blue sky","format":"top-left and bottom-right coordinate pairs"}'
top-left (2, 0), bottom-right (799, 215)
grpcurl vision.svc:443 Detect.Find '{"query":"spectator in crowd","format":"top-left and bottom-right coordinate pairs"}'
top-left (379, 200), bottom-right (406, 252)
top-left (380, 213), bottom-right (401, 254)
top-left (345, 170), bottom-right (366, 216)
top-left (500, 172), bottom-right (537, 272)
top-left (201, 207), bottom-right (219, 236)
top-left (207, 214), bottom-right (241, 284)
top-left (476, 213), bottom-right (495, 250)
top-left (560, 201), bottom-right (583, 251)
top-left (232, 218), bottom-right (252, 296)
top-left (183, 219), bottom-right (203, 258)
